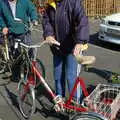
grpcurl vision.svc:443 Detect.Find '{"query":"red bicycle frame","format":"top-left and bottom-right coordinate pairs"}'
top-left (26, 60), bottom-right (89, 112)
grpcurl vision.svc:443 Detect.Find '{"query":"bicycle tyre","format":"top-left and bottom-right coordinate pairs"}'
top-left (36, 58), bottom-right (46, 79)
top-left (18, 80), bottom-right (36, 119)
top-left (69, 112), bottom-right (107, 120)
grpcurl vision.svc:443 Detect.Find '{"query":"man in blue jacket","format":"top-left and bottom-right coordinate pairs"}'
top-left (42, 0), bottom-right (89, 103)
top-left (0, 0), bottom-right (38, 82)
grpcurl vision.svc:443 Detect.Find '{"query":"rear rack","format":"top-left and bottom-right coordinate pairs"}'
top-left (84, 84), bottom-right (120, 120)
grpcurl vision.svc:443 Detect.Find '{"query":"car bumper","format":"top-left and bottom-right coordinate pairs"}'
top-left (98, 24), bottom-right (120, 45)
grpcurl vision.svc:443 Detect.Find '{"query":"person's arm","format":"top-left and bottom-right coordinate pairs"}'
top-left (73, 0), bottom-right (89, 44)
top-left (0, 14), bottom-right (8, 35)
top-left (26, 0), bottom-right (38, 22)
top-left (42, 7), bottom-right (60, 46)
top-left (72, 0), bottom-right (89, 56)
top-left (0, 8), bottom-right (7, 29)
top-left (0, 4), bottom-right (8, 35)
top-left (42, 6), bottom-right (54, 38)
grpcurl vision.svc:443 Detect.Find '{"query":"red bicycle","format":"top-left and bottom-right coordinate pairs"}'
top-left (17, 40), bottom-right (120, 120)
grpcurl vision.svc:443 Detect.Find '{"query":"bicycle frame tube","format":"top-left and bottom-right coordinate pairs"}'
top-left (31, 61), bottom-right (56, 98)
top-left (63, 103), bottom-right (87, 112)
top-left (62, 77), bottom-right (89, 112)
top-left (66, 77), bottom-right (89, 105)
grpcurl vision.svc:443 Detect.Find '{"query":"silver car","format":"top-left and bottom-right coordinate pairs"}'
top-left (98, 13), bottom-right (120, 45)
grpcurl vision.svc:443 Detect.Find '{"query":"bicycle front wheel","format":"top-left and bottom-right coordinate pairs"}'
top-left (18, 80), bottom-right (36, 119)
top-left (70, 112), bottom-right (107, 120)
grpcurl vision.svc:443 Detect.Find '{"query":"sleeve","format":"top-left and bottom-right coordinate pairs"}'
top-left (26, 0), bottom-right (38, 21)
top-left (73, 0), bottom-right (89, 44)
top-left (0, 5), bottom-right (7, 29)
top-left (42, 7), bottom-right (54, 38)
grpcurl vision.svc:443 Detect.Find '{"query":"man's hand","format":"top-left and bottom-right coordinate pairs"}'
top-left (2, 27), bottom-right (8, 35)
top-left (73, 44), bottom-right (84, 56)
top-left (45, 36), bottom-right (60, 46)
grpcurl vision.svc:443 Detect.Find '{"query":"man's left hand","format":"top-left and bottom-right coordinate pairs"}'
top-left (73, 44), bottom-right (83, 56)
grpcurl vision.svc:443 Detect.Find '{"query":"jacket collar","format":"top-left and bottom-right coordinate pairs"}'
top-left (48, 0), bottom-right (56, 9)
top-left (48, 0), bottom-right (62, 9)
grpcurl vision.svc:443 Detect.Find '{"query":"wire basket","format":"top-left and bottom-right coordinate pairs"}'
top-left (84, 84), bottom-right (120, 120)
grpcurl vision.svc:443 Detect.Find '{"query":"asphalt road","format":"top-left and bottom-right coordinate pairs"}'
top-left (0, 19), bottom-right (120, 120)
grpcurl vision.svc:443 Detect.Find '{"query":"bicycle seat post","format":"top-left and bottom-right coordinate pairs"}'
top-left (33, 48), bottom-right (37, 61)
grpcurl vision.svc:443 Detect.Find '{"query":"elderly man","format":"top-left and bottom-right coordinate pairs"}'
top-left (42, 0), bottom-right (89, 103)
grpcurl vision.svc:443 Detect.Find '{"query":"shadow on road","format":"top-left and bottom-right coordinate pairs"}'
top-left (4, 85), bottom-right (19, 109)
top-left (35, 105), bottom-right (68, 120)
top-left (2, 85), bottom-right (24, 120)
top-left (35, 84), bottom-right (69, 120)
top-left (89, 33), bottom-right (120, 52)
top-left (84, 67), bottom-right (118, 82)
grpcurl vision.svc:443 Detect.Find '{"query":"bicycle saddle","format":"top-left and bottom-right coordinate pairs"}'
top-left (75, 55), bottom-right (96, 65)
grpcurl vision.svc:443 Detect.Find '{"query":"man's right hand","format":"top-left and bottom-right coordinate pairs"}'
top-left (2, 27), bottom-right (8, 35)
top-left (45, 36), bottom-right (60, 46)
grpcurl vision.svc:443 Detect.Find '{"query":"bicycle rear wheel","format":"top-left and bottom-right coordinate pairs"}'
top-left (18, 80), bottom-right (35, 119)
top-left (70, 112), bottom-right (107, 120)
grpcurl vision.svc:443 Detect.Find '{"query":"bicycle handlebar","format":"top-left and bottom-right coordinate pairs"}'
top-left (19, 39), bottom-right (95, 65)
top-left (17, 39), bottom-right (60, 49)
